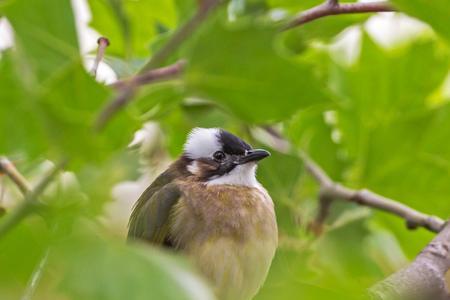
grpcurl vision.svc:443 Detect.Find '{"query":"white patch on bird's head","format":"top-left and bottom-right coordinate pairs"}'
top-left (184, 128), bottom-right (221, 159)
top-left (207, 163), bottom-right (258, 187)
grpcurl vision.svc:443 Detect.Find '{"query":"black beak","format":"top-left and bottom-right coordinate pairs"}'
top-left (237, 149), bottom-right (271, 165)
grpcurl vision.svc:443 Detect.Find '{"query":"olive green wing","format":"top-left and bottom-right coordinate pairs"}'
top-left (127, 180), bottom-right (181, 244)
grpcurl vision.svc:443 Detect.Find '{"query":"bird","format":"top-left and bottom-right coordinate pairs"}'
top-left (128, 127), bottom-right (278, 300)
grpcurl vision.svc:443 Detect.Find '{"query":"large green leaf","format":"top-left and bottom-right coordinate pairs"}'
top-left (280, 13), bottom-right (367, 55)
top-left (3, 0), bottom-right (79, 82)
top-left (0, 52), bottom-right (49, 157)
top-left (54, 228), bottom-right (214, 300)
top-left (331, 34), bottom-right (449, 176)
top-left (0, 218), bottom-right (50, 298)
top-left (185, 21), bottom-right (329, 122)
top-left (0, 51), bottom-right (137, 162)
top-left (391, 0), bottom-right (450, 42)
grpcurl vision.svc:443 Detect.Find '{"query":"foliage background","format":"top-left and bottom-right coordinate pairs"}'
top-left (1, 0), bottom-right (450, 299)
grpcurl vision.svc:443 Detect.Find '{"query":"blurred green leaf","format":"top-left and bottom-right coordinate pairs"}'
top-left (286, 106), bottom-right (345, 180)
top-left (281, 14), bottom-right (367, 54)
top-left (0, 218), bottom-right (50, 298)
top-left (0, 53), bottom-right (137, 163)
top-left (3, 0), bottom-right (79, 81)
top-left (0, 52), bottom-right (48, 157)
top-left (391, 0), bottom-right (450, 42)
top-left (54, 227), bottom-right (214, 300)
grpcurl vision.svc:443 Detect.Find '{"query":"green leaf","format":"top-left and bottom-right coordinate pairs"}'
top-left (391, 0), bottom-right (450, 42)
top-left (185, 21), bottom-right (329, 122)
top-left (55, 228), bottom-right (214, 300)
top-left (0, 52), bottom-right (48, 157)
top-left (3, 0), bottom-right (79, 81)
top-left (281, 14), bottom-right (367, 54)
top-left (0, 218), bottom-right (51, 298)
top-left (0, 52), bottom-right (138, 162)
top-left (286, 106), bottom-right (345, 180)
top-left (331, 33), bottom-right (449, 172)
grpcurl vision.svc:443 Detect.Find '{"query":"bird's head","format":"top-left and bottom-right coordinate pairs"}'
top-left (181, 128), bottom-right (270, 186)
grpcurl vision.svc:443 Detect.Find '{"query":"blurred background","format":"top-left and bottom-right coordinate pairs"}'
top-left (1, 0), bottom-right (450, 299)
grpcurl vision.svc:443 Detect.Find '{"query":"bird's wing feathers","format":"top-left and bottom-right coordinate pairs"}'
top-left (127, 172), bottom-right (181, 244)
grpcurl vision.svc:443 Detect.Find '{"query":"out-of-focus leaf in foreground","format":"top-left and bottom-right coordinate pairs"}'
top-left (53, 227), bottom-right (214, 300)
top-left (391, 0), bottom-right (450, 42)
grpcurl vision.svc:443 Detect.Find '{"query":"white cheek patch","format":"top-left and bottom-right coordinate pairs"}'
top-left (187, 161), bottom-right (201, 175)
top-left (184, 128), bottom-right (222, 159)
top-left (207, 164), bottom-right (258, 187)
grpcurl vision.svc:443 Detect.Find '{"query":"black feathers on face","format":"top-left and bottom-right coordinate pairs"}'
top-left (218, 130), bottom-right (252, 155)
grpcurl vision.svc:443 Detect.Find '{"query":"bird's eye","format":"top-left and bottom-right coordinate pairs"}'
top-left (213, 151), bottom-right (226, 161)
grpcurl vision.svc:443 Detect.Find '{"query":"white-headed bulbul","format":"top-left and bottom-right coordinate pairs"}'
top-left (128, 128), bottom-right (278, 300)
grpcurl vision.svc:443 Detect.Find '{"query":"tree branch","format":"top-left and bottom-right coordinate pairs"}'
top-left (0, 159), bottom-right (67, 238)
top-left (90, 37), bottom-right (110, 78)
top-left (300, 152), bottom-right (445, 233)
top-left (109, 59), bottom-right (186, 90)
top-left (0, 157), bottom-right (31, 195)
top-left (94, 59), bottom-right (186, 130)
top-left (369, 221), bottom-right (450, 300)
top-left (283, 1), bottom-right (395, 31)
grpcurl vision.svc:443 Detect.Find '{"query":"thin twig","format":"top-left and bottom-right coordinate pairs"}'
top-left (95, 60), bottom-right (186, 129)
top-left (283, 1), bottom-right (395, 30)
top-left (300, 152), bottom-right (445, 233)
top-left (109, 59), bottom-right (186, 90)
top-left (0, 159), bottom-right (67, 238)
top-left (90, 37), bottom-right (110, 78)
top-left (0, 157), bottom-right (31, 195)
top-left (308, 191), bottom-right (334, 235)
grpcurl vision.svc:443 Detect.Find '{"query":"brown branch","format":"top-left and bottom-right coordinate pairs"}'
top-left (300, 152), bottom-right (445, 233)
top-left (0, 157), bottom-right (31, 195)
top-left (308, 191), bottom-right (334, 235)
top-left (95, 60), bottom-right (185, 130)
top-left (90, 37), bottom-right (110, 78)
top-left (95, 59), bottom-right (186, 130)
top-left (370, 221), bottom-right (450, 300)
top-left (0, 159), bottom-right (67, 238)
top-left (283, 1), bottom-right (395, 31)
top-left (109, 59), bottom-right (186, 90)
